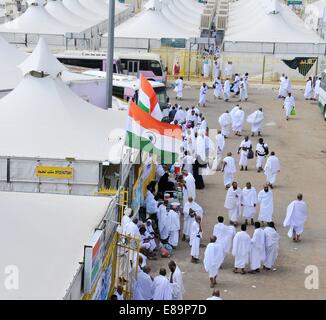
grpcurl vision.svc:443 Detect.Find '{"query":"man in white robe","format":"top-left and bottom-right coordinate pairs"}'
top-left (168, 208), bottom-right (180, 248)
top-left (243, 73), bottom-right (249, 99)
top-left (222, 152), bottom-right (237, 188)
top-left (223, 78), bottom-right (231, 101)
top-left (218, 110), bottom-right (232, 138)
top-left (213, 77), bottom-right (223, 99)
top-left (233, 74), bottom-right (240, 95)
top-left (196, 132), bottom-right (206, 163)
top-left (203, 58), bottom-right (211, 78)
top-left (190, 216), bottom-right (202, 263)
top-left (213, 216), bottom-right (236, 257)
top-left (204, 236), bottom-right (225, 288)
top-left (121, 208), bottom-right (132, 235)
top-left (237, 136), bottom-right (252, 171)
top-left (157, 201), bottom-right (170, 241)
top-left (199, 83), bottom-right (208, 107)
top-left (140, 226), bottom-right (156, 253)
top-left (168, 261), bottom-right (185, 300)
top-left (186, 110), bottom-right (197, 124)
top-left (314, 77), bottom-right (321, 100)
top-left (213, 61), bottom-right (220, 79)
top-left (229, 103), bottom-right (239, 119)
top-left (247, 108), bottom-right (264, 137)
top-left (181, 151), bottom-right (194, 174)
top-left (255, 137), bottom-right (269, 172)
top-left (125, 218), bottom-right (141, 239)
top-left (153, 268), bottom-right (172, 300)
top-left (241, 182), bottom-right (257, 225)
top-left (134, 267), bottom-right (154, 300)
top-left (216, 130), bottom-right (225, 158)
top-left (174, 77), bottom-right (184, 100)
top-left (283, 193), bottom-right (308, 242)
top-left (239, 78), bottom-right (247, 101)
top-left (174, 106), bottom-right (186, 124)
top-left (283, 92), bottom-right (295, 121)
top-left (278, 74), bottom-right (285, 98)
top-left (304, 77), bottom-right (313, 100)
top-left (182, 171), bottom-right (196, 207)
top-left (263, 222), bottom-right (280, 270)
top-left (146, 187), bottom-right (158, 217)
top-left (232, 107), bottom-right (245, 136)
top-left (258, 185), bottom-right (274, 225)
top-left (232, 224), bottom-right (251, 274)
top-left (264, 151), bottom-right (280, 188)
top-left (279, 75), bottom-right (290, 98)
top-left (249, 222), bottom-right (266, 273)
top-left (182, 197), bottom-right (203, 241)
top-left (224, 181), bottom-right (242, 226)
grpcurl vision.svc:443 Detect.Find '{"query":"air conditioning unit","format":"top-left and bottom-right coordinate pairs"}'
top-left (216, 14), bottom-right (227, 31)
top-left (200, 14), bottom-right (212, 31)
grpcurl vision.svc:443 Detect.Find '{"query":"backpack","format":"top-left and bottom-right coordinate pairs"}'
top-left (263, 143), bottom-right (269, 155)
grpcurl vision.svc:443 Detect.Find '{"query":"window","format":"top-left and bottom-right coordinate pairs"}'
top-left (149, 60), bottom-right (163, 76)
top-left (112, 86), bottom-right (125, 100)
top-left (57, 58), bottom-right (103, 70)
top-left (154, 87), bottom-right (167, 105)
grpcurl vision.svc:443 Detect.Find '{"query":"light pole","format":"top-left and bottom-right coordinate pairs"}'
top-left (106, 0), bottom-right (115, 109)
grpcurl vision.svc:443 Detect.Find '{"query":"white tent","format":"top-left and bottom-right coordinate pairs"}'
top-left (161, 1), bottom-right (200, 33)
top-left (45, 0), bottom-right (95, 29)
top-left (223, 0), bottom-right (325, 54)
top-left (0, 38), bottom-right (126, 162)
top-left (304, 0), bottom-right (326, 30)
top-left (79, 0), bottom-right (108, 19)
top-left (115, 0), bottom-right (201, 39)
top-left (0, 35), bottom-right (26, 92)
top-left (225, 0), bottom-right (324, 44)
top-left (62, 0), bottom-right (103, 22)
top-left (0, 2), bottom-right (82, 34)
top-left (0, 191), bottom-right (112, 300)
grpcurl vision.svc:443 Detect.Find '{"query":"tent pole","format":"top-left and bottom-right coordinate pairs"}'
top-left (262, 55), bottom-right (266, 85)
top-left (106, 0), bottom-right (115, 109)
top-left (188, 42), bottom-right (192, 81)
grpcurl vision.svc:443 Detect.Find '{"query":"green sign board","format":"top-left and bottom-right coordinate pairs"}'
top-left (287, 1), bottom-right (303, 4)
top-left (161, 38), bottom-right (186, 48)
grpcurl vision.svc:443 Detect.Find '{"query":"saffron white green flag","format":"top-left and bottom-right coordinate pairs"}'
top-left (138, 74), bottom-right (163, 121)
top-left (125, 101), bottom-right (181, 164)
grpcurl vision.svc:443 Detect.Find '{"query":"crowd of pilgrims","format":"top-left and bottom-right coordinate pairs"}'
top-left (113, 75), bottom-right (308, 300)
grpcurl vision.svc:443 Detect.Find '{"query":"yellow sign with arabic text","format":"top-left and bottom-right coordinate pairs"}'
top-left (36, 166), bottom-right (74, 179)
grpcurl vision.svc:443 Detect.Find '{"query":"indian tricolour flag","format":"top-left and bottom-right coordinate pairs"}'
top-left (126, 101), bottom-right (182, 164)
top-left (138, 74), bottom-right (163, 121)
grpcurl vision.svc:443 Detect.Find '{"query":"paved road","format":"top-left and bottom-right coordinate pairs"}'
top-left (150, 84), bottom-right (326, 300)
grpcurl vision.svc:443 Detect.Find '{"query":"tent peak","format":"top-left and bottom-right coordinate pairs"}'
top-left (18, 37), bottom-right (66, 78)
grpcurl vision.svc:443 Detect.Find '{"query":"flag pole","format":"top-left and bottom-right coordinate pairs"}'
top-left (106, 0), bottom-right (115, 109)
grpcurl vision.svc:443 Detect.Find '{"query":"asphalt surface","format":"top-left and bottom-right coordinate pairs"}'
top-left (149, 83), bottom-right (326, 300)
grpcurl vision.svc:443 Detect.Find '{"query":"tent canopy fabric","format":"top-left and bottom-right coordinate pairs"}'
top-left (306, 0), bottom-right (326, 18)
top-left (0, 191), bottom-right (112, 300)
top-left (19, 37), bottom-right (66, 77)
top-left (0, 38), bottom-right (127, 162)
top-left (45, 0), bottom-right (96, 29)
top-left (225, 0), bottom-right (324, 43)
top-left (115, 0), bottom-right (202, 39)
top-left (0, 4), bottom-right (82, 34)
top-left (0, 35), bottom-right (27, 91)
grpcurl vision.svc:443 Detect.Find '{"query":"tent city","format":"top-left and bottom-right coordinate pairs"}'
top-left (0, 0), bottom-right (325, 302)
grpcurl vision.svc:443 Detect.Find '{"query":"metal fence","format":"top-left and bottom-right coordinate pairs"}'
top-left (150, 46), bottom-right (326, 83)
